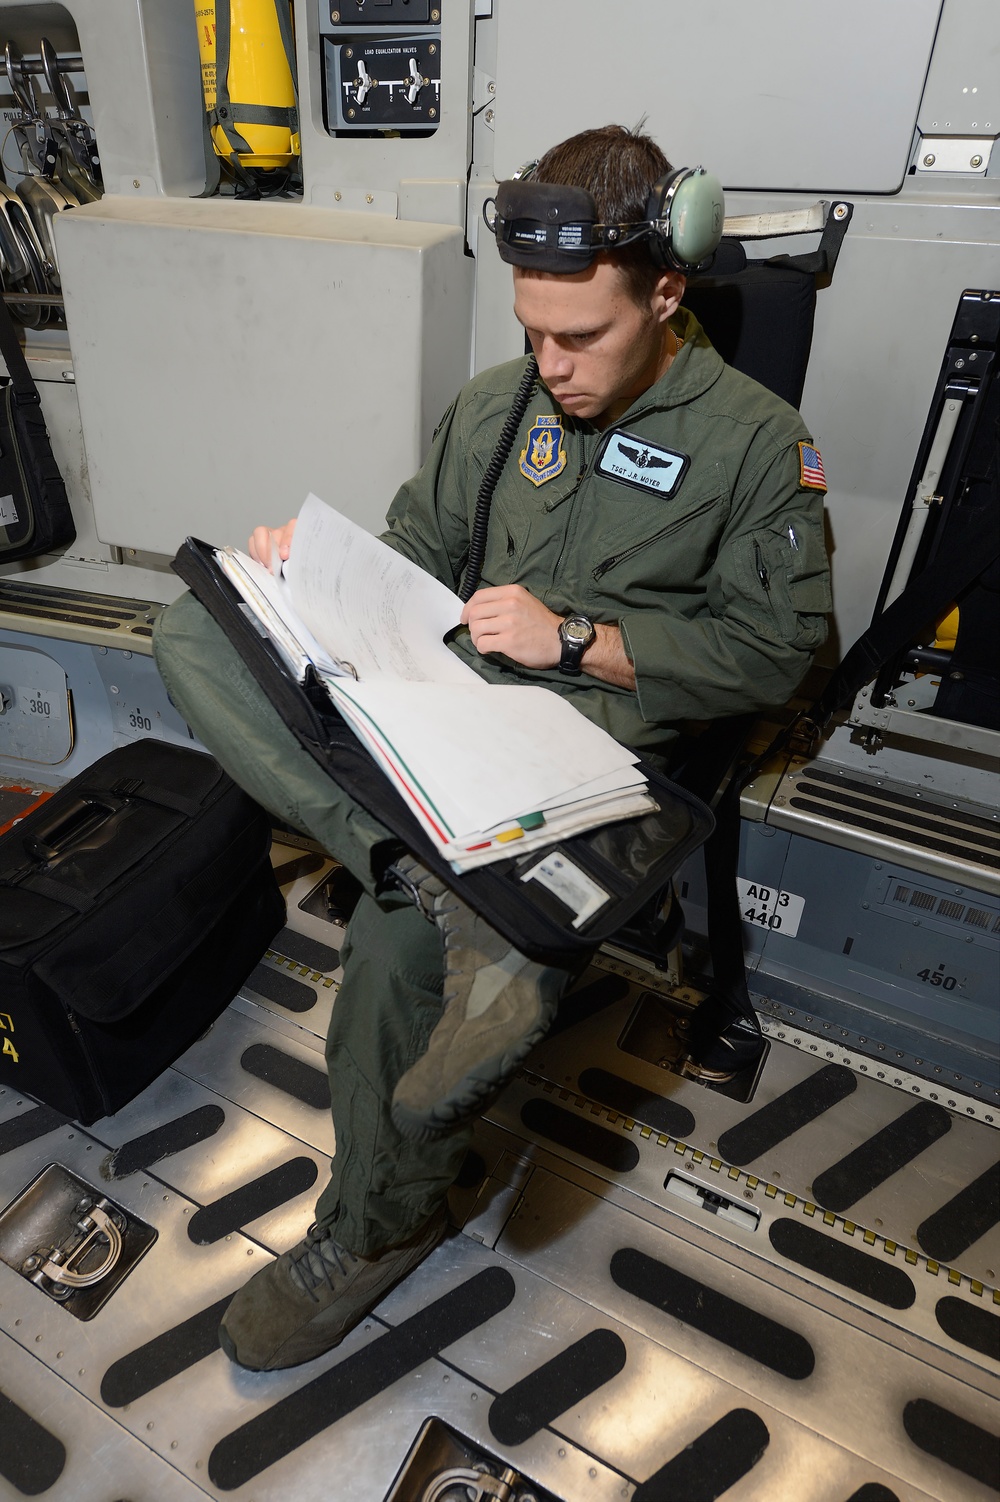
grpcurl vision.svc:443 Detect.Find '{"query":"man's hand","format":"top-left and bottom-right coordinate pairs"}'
top-left (462, 585), bottom-right (562, 668)
top-left (249, 519), bottom-right (297, 572)
top-left (461, 584), bottom-right (636, 689)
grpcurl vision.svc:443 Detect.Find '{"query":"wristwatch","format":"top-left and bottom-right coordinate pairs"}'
top-left (558, 613), bottom-right (596, 675)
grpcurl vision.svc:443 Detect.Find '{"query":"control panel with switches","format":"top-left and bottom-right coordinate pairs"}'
top-left (320, 0), bottom-right (441, 133)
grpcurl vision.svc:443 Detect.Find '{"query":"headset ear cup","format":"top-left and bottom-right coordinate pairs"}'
top-left (645, 167), bottom-right (725, 273)
top-left (671, 169), bottom-right (725, 270)
top-left (644, 169), bottom-right (683, 270)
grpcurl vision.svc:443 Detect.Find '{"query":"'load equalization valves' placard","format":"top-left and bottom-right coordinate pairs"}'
top-left (325, 38), bottom-right (441, 131)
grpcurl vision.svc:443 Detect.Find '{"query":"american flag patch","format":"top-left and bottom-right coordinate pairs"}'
top-left (798, 441), bottom-right (827, 491)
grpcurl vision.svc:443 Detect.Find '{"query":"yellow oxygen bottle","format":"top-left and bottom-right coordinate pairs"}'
top-left (933, 605), bottom-right (960, 653)
top-left (195, 0), bottom-right (299, 177)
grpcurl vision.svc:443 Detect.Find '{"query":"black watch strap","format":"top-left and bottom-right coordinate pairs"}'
top-left (558, 614), bottom-right (596, 675)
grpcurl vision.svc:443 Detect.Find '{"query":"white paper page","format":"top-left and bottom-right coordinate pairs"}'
top-left (286, 494), bottom-right (478, 684)
top-left (330, 679), bottom-right (640, 839)
top-left (326, 678), bottom-right (651, 867)
top-left (215, 547), bottom-right (351, 680)
top-left (535, 763), bottom-right (648, 813)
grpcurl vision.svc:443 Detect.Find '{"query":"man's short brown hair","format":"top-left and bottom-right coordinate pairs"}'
top-left (533, 123), bottom-right (673, 303)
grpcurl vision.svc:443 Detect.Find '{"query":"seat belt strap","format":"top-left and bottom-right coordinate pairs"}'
top-left (810, 502), bottom-right (1000, 733)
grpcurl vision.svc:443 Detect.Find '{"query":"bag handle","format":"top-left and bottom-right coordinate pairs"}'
top-left (23, 795), bottom-right (119, 865)
top-left (0, 289), bottom-right (42, 405)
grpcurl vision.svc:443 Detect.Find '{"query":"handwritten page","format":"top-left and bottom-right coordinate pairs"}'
top-left (211, 493), bottom-right (653, 871)
top-left (214, 546), bottom-right (351, 681)
top-left (286, 494), bottom-right (477, 684)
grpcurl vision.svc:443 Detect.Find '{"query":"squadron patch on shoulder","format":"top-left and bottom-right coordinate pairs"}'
top-left (596, 430), bottom-right (690, 496)
top-left (519, 415), bottom-right (567, 486)
top-left (798, 441), bottom-right (827, 491)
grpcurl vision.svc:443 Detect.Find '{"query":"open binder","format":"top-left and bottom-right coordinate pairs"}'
top-left (172, 536), bottom-right (714, 964)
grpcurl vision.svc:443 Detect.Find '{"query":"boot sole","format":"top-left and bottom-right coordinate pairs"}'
top-left (390, 998), bottom-right (559, 1142)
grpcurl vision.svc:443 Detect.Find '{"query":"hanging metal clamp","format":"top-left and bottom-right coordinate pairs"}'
top-left (22, 1198), bottom-right (125, 1297)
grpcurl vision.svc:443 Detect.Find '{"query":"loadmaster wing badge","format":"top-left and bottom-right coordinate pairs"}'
top-left (520, 414), bottom-right (568, 486)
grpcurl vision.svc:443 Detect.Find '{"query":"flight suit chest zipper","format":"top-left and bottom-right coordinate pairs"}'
top-left (547, 461), bottom-right (589, 586)
top-left (592, 493), bottom-right (720, 581)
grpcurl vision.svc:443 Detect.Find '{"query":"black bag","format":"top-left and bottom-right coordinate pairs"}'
top-left (0, 293), bottom-right (75, 562)
top-left (0, 739), bottom-right (285, 1123)
top-left (171, 537), bottom-right (714, 966)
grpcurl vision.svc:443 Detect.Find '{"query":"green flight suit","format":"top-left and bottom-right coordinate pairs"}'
top-left (381, 307), bottom-right (830, 763)
top-left (152, 307), bottom-right (831, 1256)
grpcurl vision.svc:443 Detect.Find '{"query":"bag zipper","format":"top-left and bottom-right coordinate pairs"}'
top-left (593, 493), bottom-right (719, 581)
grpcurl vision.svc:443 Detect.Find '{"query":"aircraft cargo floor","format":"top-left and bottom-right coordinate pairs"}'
top-left (1, 847), bottom-right (997, 1502)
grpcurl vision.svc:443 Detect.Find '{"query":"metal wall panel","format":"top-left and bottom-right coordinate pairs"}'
top-left (493, 0), bottom-right (942, 192)
top-left (55, 198), bottom-right (473, 557)
top-left (918, 0), bottom-right (1000, 134)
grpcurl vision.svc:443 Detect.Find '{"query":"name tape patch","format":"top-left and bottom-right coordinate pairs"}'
top-left (597, 431), bottom-right (690, 496)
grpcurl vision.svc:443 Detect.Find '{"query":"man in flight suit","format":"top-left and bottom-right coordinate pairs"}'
top-left (153, 123), bottom-right (831, 1371)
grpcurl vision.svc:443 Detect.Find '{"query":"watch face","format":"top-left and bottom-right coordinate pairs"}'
top-left (563, 618), bottom-right (592, 644)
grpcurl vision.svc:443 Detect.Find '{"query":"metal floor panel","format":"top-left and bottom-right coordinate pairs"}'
top-left (237, 936), bottom-right (344, 1045)
top-left (172, 1006), bottom-right (336, 1159)
top-left (0, 1332), bottom-right (208, 1502)
top-left (1, 886), bottom-right (998, 1501)
top-left (478, 1169), bottom-right (997, 1497)
top-left (379, 1233), bottom-right (949, 1502)
top-left (83, 1068), bottom-right (330, 1255)
top-left (466, 1095), bottom-right (997, 1401)
top-left (523, 974), bottom-right (1000, 1287)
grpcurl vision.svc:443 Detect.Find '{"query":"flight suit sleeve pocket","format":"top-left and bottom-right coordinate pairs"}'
top-left (731, 514), bottom-right (830, 648)
top-left (780, 514), bottom-right (833, 614)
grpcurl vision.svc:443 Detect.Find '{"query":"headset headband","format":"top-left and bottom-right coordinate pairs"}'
top-left (484, 163), bottom-right (725, 275)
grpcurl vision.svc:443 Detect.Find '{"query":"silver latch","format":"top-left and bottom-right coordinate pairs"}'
top-left (22, 1197), bottom-right (126, 1299)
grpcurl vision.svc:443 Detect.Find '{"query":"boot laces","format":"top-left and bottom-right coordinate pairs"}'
top-left (288, 1225), bottom-right (358, 1301)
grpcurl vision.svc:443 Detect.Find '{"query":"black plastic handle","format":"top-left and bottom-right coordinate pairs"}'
top-left (23, 795), bottom-right (119, 865)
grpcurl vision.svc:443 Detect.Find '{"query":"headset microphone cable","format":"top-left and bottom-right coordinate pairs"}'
top-left (460, 355), bottom-right (539, 602)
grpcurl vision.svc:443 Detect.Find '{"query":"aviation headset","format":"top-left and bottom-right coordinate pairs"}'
top-left (484, 161), bottom-right (725, 276)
